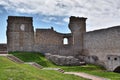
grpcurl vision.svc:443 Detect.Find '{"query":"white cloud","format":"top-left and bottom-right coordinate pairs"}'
top-left (1, 0), bottom-right (120, 31)
top-left (41, 17), bottom-right (57, 23)
top-left (63, 17), bottom-right (69, 23)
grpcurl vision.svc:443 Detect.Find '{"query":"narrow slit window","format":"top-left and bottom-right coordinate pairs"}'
top-left (63, 38), bottom-right (68, 45)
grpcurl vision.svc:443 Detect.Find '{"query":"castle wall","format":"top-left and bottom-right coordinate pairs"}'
top-left (34, 29), bottom-right (63, 54)
top-left (6, 16), bottom-right (120, 69)
top-left (84, 26), bottom-right (120, 63)
top-left (34, 28), bottom-right (75, 56)
top-left (0, 44), bottom-right (7, 54)
top-left (35, 29), bottom-right (63, 45)
top-left (7, 16), bottom-right (34, 52)
top-left (6, 16), bottom-right (86, 56)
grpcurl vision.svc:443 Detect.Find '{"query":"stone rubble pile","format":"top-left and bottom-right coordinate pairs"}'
top-left (45, 53), bottom-right (85, 66)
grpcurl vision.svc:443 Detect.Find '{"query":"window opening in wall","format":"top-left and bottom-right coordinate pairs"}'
top-left (63, 38), bottom-right (68, 45)
top-left (108, 57), bottom-right (110, 60)
top-left (114, 58), bottom-right (117, 60)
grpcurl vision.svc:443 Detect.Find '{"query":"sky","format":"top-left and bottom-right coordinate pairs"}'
top-left (0, 0), bottom-right (120, 43)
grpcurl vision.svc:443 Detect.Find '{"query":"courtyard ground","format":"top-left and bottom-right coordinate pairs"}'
top-left (0, 56), bottom-right (87, 80)
top-left (7, 52), bottom-right (120, 80)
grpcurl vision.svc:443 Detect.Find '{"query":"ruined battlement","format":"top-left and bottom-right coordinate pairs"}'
top-left (69, 16), bottom-right (87, 23)
top-left (69, 16), bottom-right (87, 33)
top-left (6, 16), bottom-right (120, 71)
top-left (7, 16), bottom-right (34, 32)
top-left (36, 28), bottom-right (54, 32)
top-left (7, 16), bottom-right (33, 23)
top-left (86, 25), bottom-right (120, 34)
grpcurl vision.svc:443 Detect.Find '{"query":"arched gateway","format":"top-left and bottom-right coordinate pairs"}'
top-left (114, 66), bottom-right (120, 73)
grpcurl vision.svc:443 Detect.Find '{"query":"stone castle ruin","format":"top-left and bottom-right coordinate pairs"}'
top-left (6, 16), bottom-right (120, 72)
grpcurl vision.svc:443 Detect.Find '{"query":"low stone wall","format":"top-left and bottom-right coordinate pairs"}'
top-left (77, 55), bottom-right (105, 66)
top-left (45, 53), bottom-right (84, 66)
top-left (0, 44), bottom-right (7, 54)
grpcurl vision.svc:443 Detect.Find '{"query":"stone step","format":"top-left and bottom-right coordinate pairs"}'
top-left (57, 68), bottom-right (65, 73)
top-left (32, 62), bottom-right (43, 69)
top-left (7, 54), bottom-right (24, 63)
top-left (24, 62), bottom-right (43, 69)
top-left (0, 54), bottom-right (9, 56)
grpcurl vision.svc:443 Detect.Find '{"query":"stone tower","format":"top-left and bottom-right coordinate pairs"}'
top-left (7, 16), bottom-right (34, 52)
top-left (69, 16), bottom-right (87, 54)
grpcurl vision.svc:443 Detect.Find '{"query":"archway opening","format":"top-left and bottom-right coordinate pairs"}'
top-left (63, 38), bottom-right (68, 45)
top-left (114, 66), bottom-right (120, 73)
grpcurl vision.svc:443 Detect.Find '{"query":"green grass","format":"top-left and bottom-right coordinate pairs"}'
top-left (61, 65), bottom-right (120, 80)
top-left (9, 52), bottom-right (120, 80)
top-left (0, 56), bottom-right (87, 80)
top-left (9, 51), bottom-right (57, 67)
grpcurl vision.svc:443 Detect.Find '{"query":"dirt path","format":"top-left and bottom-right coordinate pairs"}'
top-left (43, 68), bottom-right (110, 80)
top-left (0, 54), bottom-right (8, 56)
top-left (64, 72), bottom-right (109, 80)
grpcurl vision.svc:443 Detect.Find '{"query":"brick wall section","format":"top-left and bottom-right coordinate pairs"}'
top-left (34, 28), bottom-right (74, 55)
top-left (84, 26), bottom-right (120, 62)
top-left (35, 29), bottom-right (63, 45)
top-left (34, 28), bottom-right (63, 54)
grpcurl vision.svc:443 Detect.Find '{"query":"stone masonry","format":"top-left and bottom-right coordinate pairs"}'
top-left (7, 16), bottom-right (34, 52)
top-left (6, 16), bottom-right (120, 72)
top-left (0, 44), bottom-right (7, 54)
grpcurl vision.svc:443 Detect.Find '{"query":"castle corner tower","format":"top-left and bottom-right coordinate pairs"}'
top-left (69, 16), bottom-right (87, 54)
top-left (6, 16), bottom-right (34, 52)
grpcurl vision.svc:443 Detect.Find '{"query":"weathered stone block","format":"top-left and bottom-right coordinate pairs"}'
top-left (45, 53), bottom-right (83, 66)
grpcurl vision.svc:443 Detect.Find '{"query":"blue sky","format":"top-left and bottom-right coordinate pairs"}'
top-left (0, 0), bottom-right (120, 43)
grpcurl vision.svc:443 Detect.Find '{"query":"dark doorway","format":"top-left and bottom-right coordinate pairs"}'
top-left (114, 66), bottom-right (120, 73)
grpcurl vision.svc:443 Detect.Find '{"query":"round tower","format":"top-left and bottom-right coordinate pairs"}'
top-left (69, 16), bottom-right (87, 54)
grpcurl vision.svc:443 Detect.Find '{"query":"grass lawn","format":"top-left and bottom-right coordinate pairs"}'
top-left (9, 51), bottom-right (56, 67)
top-left (61, 65), bottom-right (120, 80)
top-left (0, 56), bottom-right (87, 80)
top-left (10, 52), bottom-right (120, 80)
